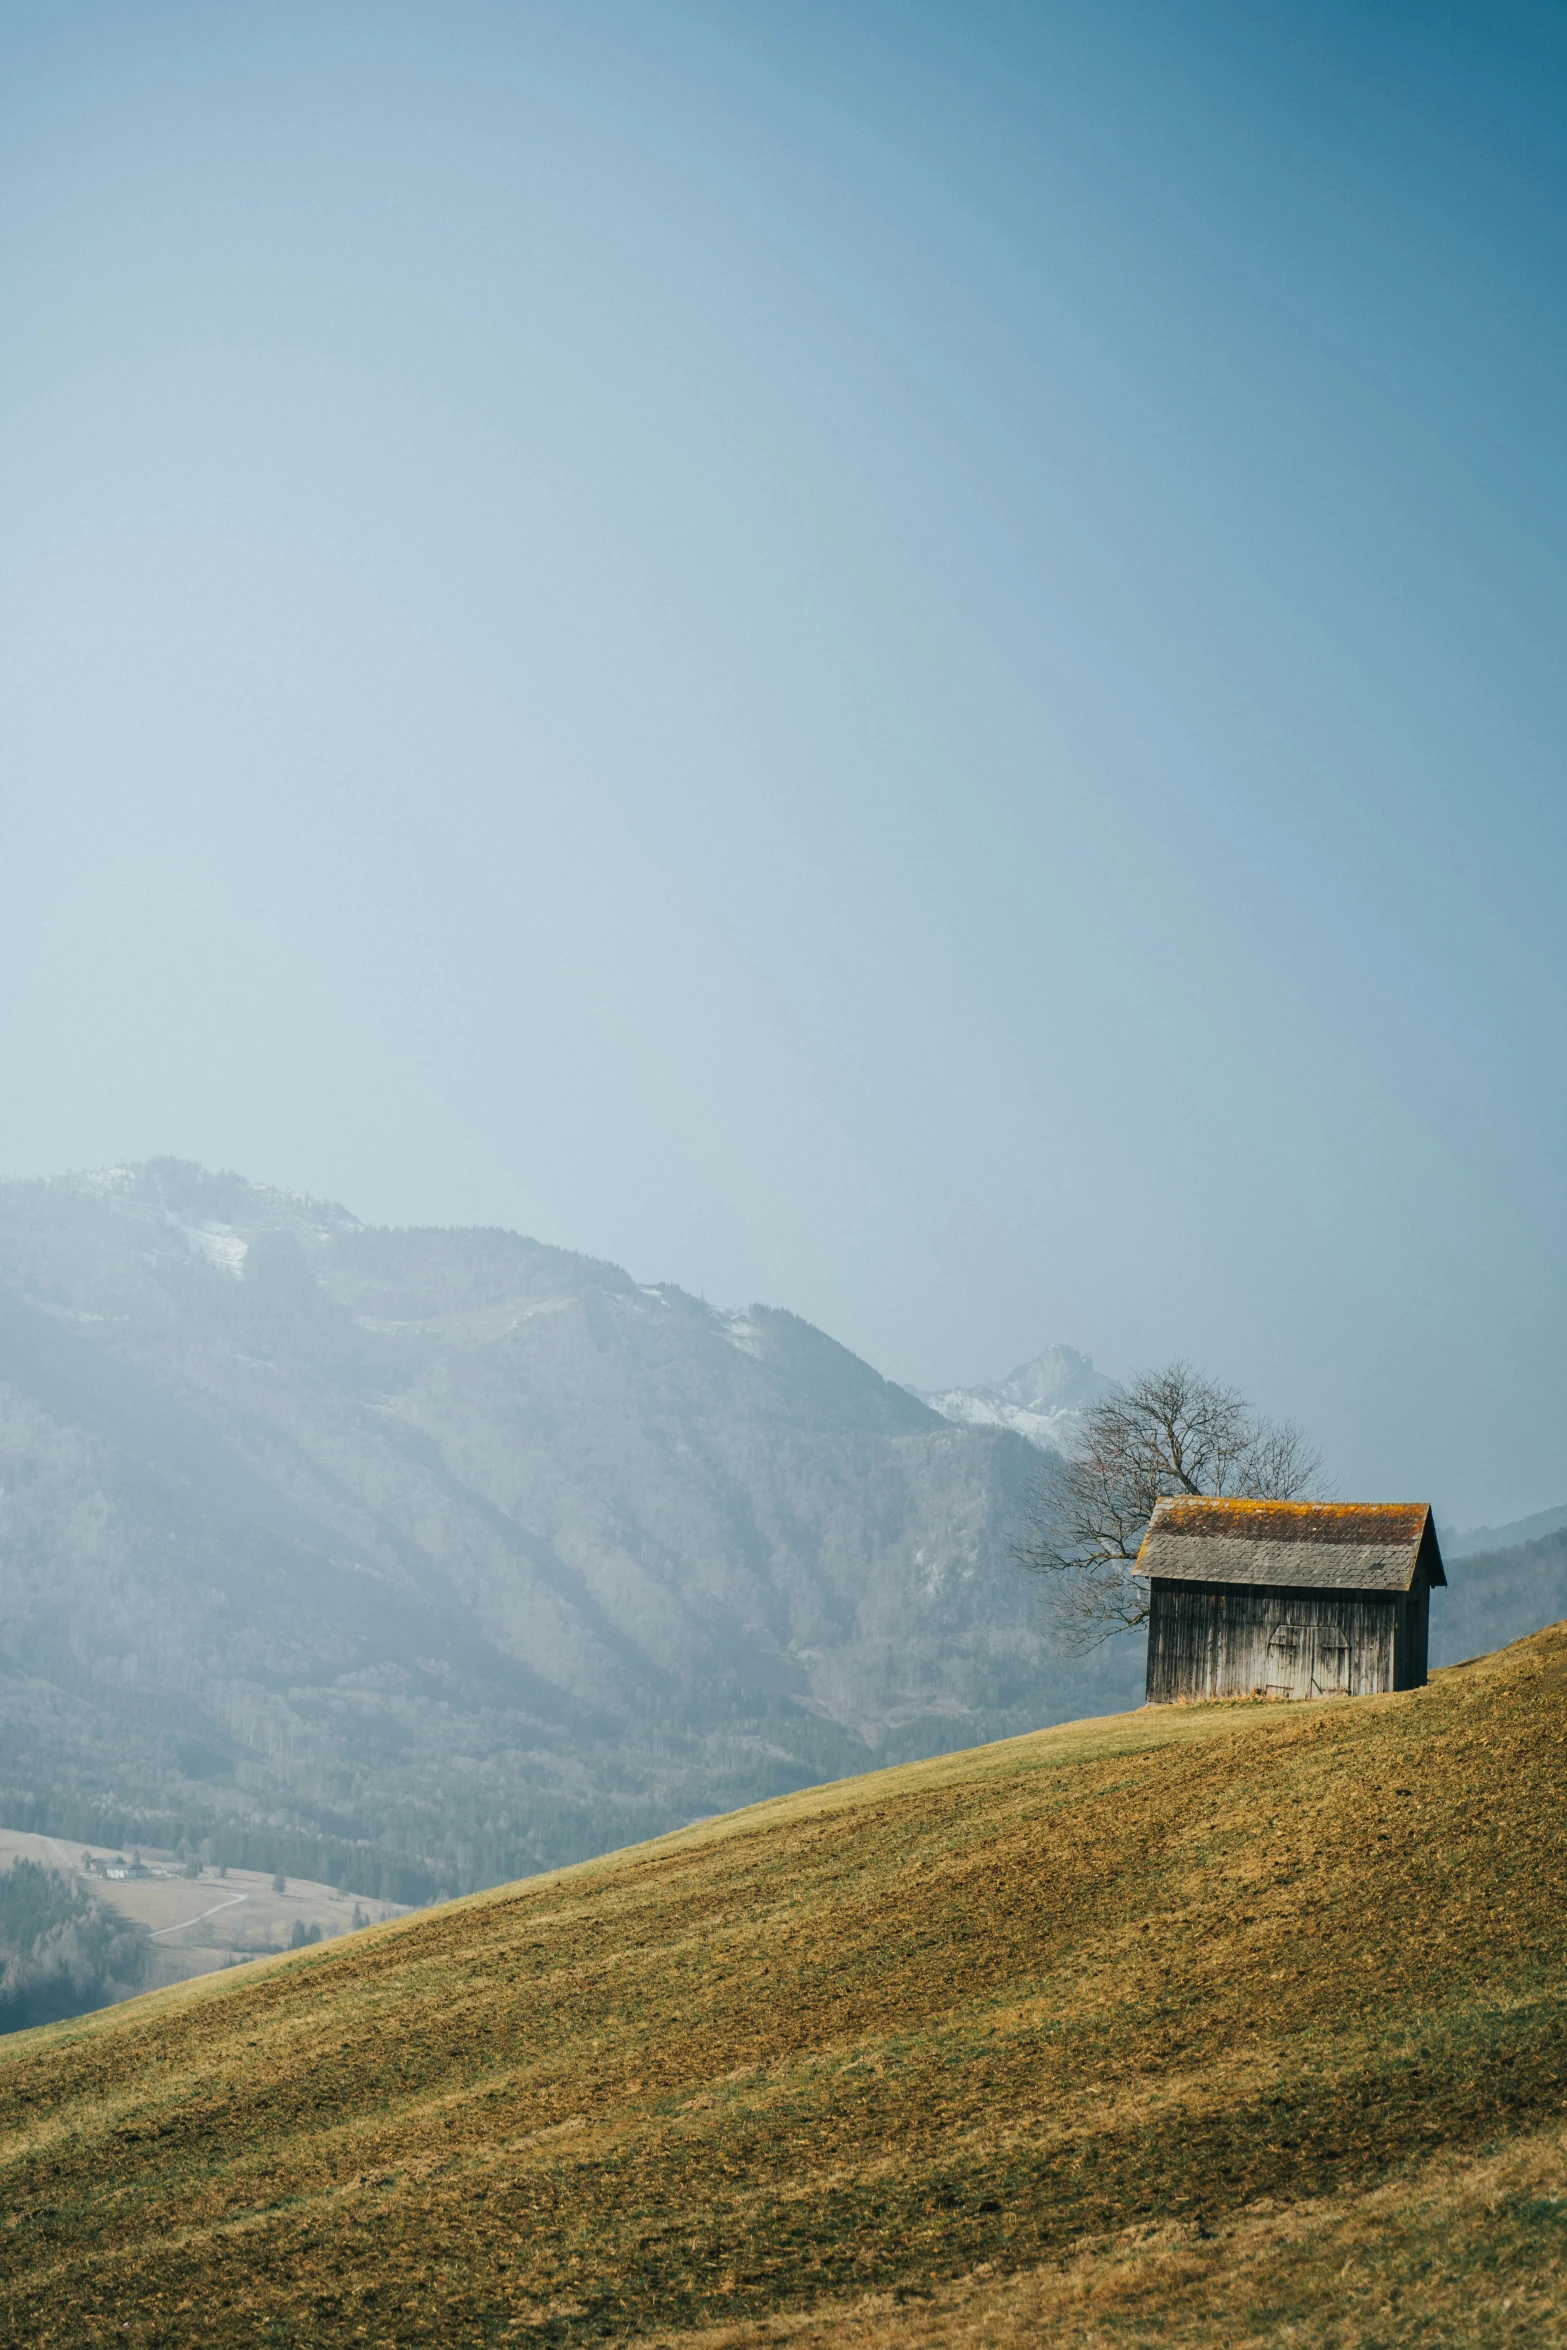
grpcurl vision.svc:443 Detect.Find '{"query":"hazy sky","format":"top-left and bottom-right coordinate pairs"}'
top-left (3, 2), bottom-right (1564, 1525)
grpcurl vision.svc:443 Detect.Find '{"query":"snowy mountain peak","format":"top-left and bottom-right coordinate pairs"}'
top-left (917, 1345), bottom-right (1115, 1453)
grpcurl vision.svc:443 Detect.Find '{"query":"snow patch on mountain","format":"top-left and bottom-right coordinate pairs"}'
top-left (714, 1307), bottom-right (767, 1359)
top-left (184, 1224), bottom-right (249, 1279)
top-left (59, 1159), bottom-right (361, 1253)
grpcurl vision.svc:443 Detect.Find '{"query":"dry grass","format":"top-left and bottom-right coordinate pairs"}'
top-left (648, 2122), bottom-right (1567, 2348)
top-left (2, 1631), bottom-right (1565, 2347)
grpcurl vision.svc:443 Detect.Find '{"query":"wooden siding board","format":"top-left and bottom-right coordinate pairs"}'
top-left (1408, 1574), bottom-right (1431, 1687)
top-left (1389, 1576), bottom-right (1430, 1691)
top-left (1145, 1579), bottom-right (1404, 1704)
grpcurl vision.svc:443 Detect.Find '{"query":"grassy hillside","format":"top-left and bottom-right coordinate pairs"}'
top-left (3, 1629), bottom-right (1566, 2347)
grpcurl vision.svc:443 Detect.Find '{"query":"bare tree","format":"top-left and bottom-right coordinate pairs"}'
top-left (1013, 1361), bottom-right (1323, 1647)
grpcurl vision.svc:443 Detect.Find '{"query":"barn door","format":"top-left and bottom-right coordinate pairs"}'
top-left (1308, 1629), bottom-right (1352, 1697)
top-left (1265, 1623), bottom-right (1310, 1699)
top-left (1266, 1623), bottom-right (1351, 1699)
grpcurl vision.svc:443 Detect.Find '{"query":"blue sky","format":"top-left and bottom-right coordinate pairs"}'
top-left (2, 2), bottom-right (1564, 1523)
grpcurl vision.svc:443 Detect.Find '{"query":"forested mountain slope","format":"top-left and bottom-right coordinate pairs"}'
top-left (1432, 1524), bottom-right (1567, 1666)
top-left (3, 1627), bottom-right (1564, 2348)
top-left (0, 1163), bottom-right (1120, 1897)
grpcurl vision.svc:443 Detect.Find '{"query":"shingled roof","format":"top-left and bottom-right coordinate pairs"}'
top-left (1133, 1499), bottom-right (1446, 1594)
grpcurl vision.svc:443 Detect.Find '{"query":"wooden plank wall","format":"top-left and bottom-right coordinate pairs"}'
top-left (1393, 1573), bottom-right (1431, 1688)
top-left (1144, 1579), bottom-right (1408, 1704)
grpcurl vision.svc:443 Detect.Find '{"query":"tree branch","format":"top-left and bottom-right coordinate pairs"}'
top-left (1013, 1359), bottom-right (1324, 1649)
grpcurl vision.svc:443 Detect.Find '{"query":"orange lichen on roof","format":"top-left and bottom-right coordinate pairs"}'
top-left (1146, 1499), bottom-right (1430, 1547)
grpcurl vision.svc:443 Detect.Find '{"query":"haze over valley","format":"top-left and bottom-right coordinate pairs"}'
top-left (1, 1158), bottom-right (1561, 1944)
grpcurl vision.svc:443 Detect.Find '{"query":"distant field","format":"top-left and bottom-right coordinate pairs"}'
top-left (0, 1829), bottom-right (408, 1983)
top-left (2, 1630), bottom-right (1565, 2346)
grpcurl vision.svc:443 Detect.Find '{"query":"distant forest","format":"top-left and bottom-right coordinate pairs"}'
top-left (0, 1859), bottom-right (152, 2033)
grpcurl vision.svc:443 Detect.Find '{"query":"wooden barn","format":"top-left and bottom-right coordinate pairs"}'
top-left (1137, 1498), bottom-right (1446, 1704)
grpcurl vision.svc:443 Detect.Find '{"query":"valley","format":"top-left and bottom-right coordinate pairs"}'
top-left (0, 1829), bottom-right (405, 1980)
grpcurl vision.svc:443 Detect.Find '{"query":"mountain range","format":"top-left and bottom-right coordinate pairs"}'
top-left (0, 1162), bottom-right (1129, 1900)
top-left (0, 1160), bottom-right (1560, 1909)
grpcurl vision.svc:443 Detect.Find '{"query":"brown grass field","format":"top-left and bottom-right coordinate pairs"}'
top-left (2, 1627), bottom-right (1565, 2347)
